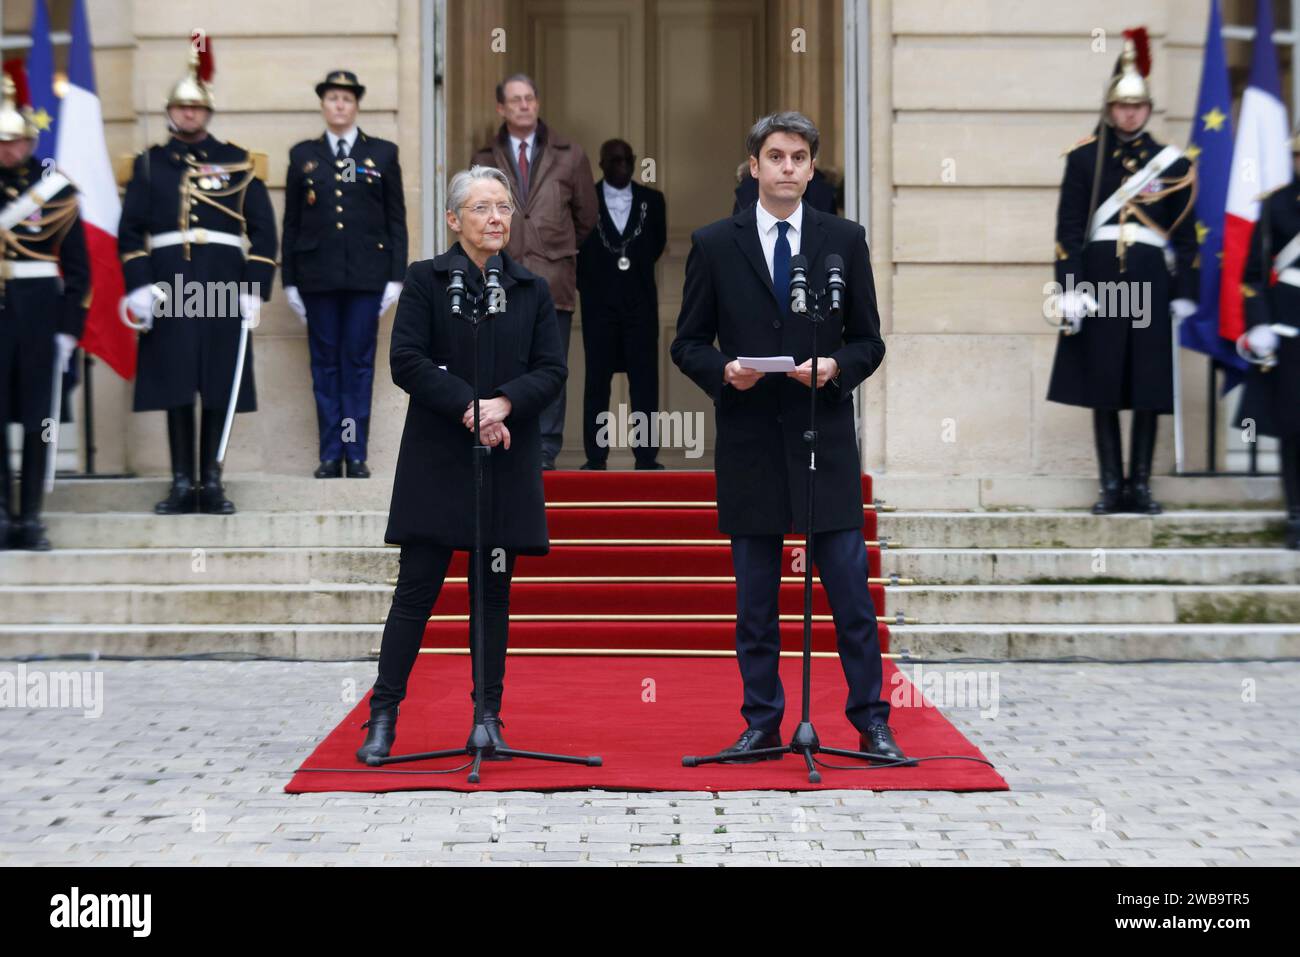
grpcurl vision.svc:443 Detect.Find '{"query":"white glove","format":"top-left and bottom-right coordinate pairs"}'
top-left (1056, 290), bottom-right (1097, 334)
top-left (1247, 324), bottom-right (1280, 357)
top-left (1170, 298), bottom-right (1198, 322)
top-left (380, 281), bottom-right (403, 315)
top-left (239, 293), bottom-right (262, 329)
top-left (127, 284), bottom-right (159, 331)
top-left (284, 286), bottom-right (307, 323)
top-left (56, 333), bottom-right (78, 366)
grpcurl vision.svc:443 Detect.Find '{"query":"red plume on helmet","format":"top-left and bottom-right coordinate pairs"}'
top-left (192, 30), bottom-right (214, 83)
top-left (1123, 26), bottom-right (1151, 77)
top-left (2, 59), bottom-right (32, 107)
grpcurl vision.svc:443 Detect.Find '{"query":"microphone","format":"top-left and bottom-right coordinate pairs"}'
top-left (484, 255), bottom-right (506, 314)
top-left (789, 254), bottom-right (809, 314)
top-left (825, 253), bottom-right (845, 315)
top-left (447, 256), bottom-right (468, 316)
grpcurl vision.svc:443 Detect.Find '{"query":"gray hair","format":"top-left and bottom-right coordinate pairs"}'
top-left (495, 73), bottom-right (538, 103)
top-left (746, 111), bottom-right (820, 160)
top-left (446, 165), bottom-right (517, 214)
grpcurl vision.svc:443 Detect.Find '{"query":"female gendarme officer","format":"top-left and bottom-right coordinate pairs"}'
top-left (355, 166), bottom-right (566, 762)
top-left (282, 71), bottom-right (408, 479)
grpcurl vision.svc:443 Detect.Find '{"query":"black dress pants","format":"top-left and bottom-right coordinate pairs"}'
top-left (369, 543), bottom-right (517, 715)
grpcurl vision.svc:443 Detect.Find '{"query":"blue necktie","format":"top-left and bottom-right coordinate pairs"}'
top-left (773, 220), bottom-right (791, 312)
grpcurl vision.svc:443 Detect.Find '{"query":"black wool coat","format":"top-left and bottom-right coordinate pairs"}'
top-left (384, 245), bottom-right (567, 553)
top-left (671, 203), bottom-right (885, 536)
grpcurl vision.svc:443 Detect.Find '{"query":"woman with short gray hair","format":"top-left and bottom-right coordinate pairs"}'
top-left (355, 165), bottom-right (567, 763)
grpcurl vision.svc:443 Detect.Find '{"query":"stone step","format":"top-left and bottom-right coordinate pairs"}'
top-left (2, 582), bottom-right (1295, 626)
top-left (4, 545), bottom-right (1295, 586)
top-left (1, 622), bottom-right (1296, 661)
top-left (27, 509), bottom-right (1290, 549)
top-left (45, 472), bottom-right (1285, 512)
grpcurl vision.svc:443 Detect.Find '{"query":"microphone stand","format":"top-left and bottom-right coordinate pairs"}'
top-left (371, 267), bottom-right (602, 783)
top-left (683, 266), bottom-right (913, 783)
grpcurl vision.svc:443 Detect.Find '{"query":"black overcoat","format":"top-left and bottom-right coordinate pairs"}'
top-left (670, 203), bottom-right (885, 535)
top-left (384, 245), bottom-right (566, 553)
top-left (1046, 129), bottom-right (1199, 411)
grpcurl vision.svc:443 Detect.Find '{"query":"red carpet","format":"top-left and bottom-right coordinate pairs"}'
top-left (286, 655), bottom-right (1007, 793)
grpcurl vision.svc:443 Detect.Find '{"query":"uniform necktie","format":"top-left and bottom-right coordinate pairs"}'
top-left (773, 220), bottom-right (791, 311)
top-left (336, 138), bottom-right (348, 160)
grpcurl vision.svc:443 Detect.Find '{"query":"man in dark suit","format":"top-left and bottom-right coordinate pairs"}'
top-left (671, 111), bottom-right (905, 764)
top-left (576, 139), bottom-right (667, 469)
top-left (282, 71), bottom-right (408, 480)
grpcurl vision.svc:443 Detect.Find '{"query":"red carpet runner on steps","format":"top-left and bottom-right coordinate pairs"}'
top-left (287, 471), bottom-right (1007, 792)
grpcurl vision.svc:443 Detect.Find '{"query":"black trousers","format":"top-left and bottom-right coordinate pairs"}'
top-left (581, 308), bottom-right (659, 466)
top-left (731, 528), bottom-right (889, 734)
top-left (369, 543), bottom-right (517, 715)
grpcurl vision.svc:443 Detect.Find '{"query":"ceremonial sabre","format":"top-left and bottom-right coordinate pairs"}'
top-left (217, 317), bottom-right (251, 464)
top-left (44, 349), bottom-right (65, 493)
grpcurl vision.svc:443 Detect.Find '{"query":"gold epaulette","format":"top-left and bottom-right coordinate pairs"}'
top-left (1060, 134), bottom-right (1098, 158)
top-left (114, 153), bottom-right (139, 188)
top-left (227, 142), bottom-right (269, 181)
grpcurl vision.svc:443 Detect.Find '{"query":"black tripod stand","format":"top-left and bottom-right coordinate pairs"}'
top-left (371, 255), bottom-right (602, 783)
top-left (682, 254), bottom-right (913, 783)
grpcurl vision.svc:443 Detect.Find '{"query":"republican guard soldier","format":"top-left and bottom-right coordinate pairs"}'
top-left (0, 74), bottom-right (90, 550)
top-left (1047, 29), bottom-right (1199, 515)
top-left (119, 44), bottom-right (278, 515)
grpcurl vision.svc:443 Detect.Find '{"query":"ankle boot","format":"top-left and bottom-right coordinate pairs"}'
top-left (1091, 410), bottom-right (1125, 514)
top-left (1128, 410), bottom-right (1163, 514)
top-left (155, 405), bottom-right (198, 514)
top-left (356, 707), bottom-right (398, 764)
top-left (17, 432), bottom-right (51, 550)
top-left (1282, 438), bottom-right (1300, 549)
top-left (198, 408), bottom-right (235, 515)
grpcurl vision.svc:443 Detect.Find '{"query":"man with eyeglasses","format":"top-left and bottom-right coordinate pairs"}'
top-left (472, 73), bottom-right (598, 470)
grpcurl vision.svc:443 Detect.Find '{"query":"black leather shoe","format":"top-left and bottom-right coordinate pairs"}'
top-left (1091, 409), bottom-right (1125, 515)
top-left (634, 461), bottom-right (665, 471)
top-left (16, 518), bottom-right (51, 551)
top-left (198, 473), bottom-right (236, 515)
top-left (541, 460), bottom-right (557, 471)
top-left (356, 709), bottom-right (398, 764)
top-left (1126, 480), bottom-right (1163, 514)
top-left (345, 459), bottom-right (370, 479)
top-left (314, 460), bottom-right (342, 479)
top-left (579, 460), bottom-right (607, 470)
top-left (155, 476), bottom-right (198, 515)
top-left (1286, 519), bottom-right (1300, 551)
top-left (859, 723), bottom-right (916, 766)
top-left (1091, 485), bottom-right (1126, 515)
top-left (479, 712), bottom-right (512, 761)
top-left (719, 728), bottom-right (784, 763)
top-left (1127, 411), bottom-right (1163, 514)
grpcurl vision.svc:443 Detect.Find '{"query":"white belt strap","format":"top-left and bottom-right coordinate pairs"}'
top-left (0, 173), bottom-right (71, 232)
top-left (0, 261), bottom-right (61, 280)
top-left (1273, 323), bottom-right (1299, 336)
top-left (1090, 223), bottom-right (1168, 249)
top-left (1272, 228), bottom-right (1300, 273)
top-left (149, 229), bottom-right (245, 251)
top-left (1276, 267), bottom-right (1300, 289)
top-left (1089, 145), bottom-right (1184, 240)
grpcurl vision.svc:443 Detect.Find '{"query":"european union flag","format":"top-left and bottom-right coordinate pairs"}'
top-left (1179, 0), bottom-right (1249, 390)
top-left (26, 0), bottom-right (59, 164)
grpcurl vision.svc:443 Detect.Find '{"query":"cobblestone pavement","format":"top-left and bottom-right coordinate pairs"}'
top-left (0, 659), bottom-right (1296, 866)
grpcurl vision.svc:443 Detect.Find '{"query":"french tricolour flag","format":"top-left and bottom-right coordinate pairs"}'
top-left (53, 0), bottom-right (134, 379)
top-left (1220, 0), bottom-right (1292, 344)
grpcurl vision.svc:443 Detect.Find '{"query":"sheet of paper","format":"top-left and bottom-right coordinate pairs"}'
top-left (736, 355), bottom-right (796, 372)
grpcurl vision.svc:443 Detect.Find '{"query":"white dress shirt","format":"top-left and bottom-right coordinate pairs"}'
top-left (603, 181), bottom-right (633, 233)
top-left (755, 199), bottom-right (803, 280)
top-left (326, 127), bottom-right (359, 157)
top-left (509, 131), bottom-right (537, 172)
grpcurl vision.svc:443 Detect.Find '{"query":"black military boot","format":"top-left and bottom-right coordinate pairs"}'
top-left (356, 706), bottom-right (398, 764)
top-left (155, 405), bottom-right (198, 514)
top-left (17, 432), bottom-right (51, 551)
top-left (1091, 410), bottom-right (1125, 514)
top-left (1282, 438), bottom-right (1300, 550)
top-left (198, 408), bottom-right (236, 515)
top-left (1127, 410), bottom-right (1163, 514)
